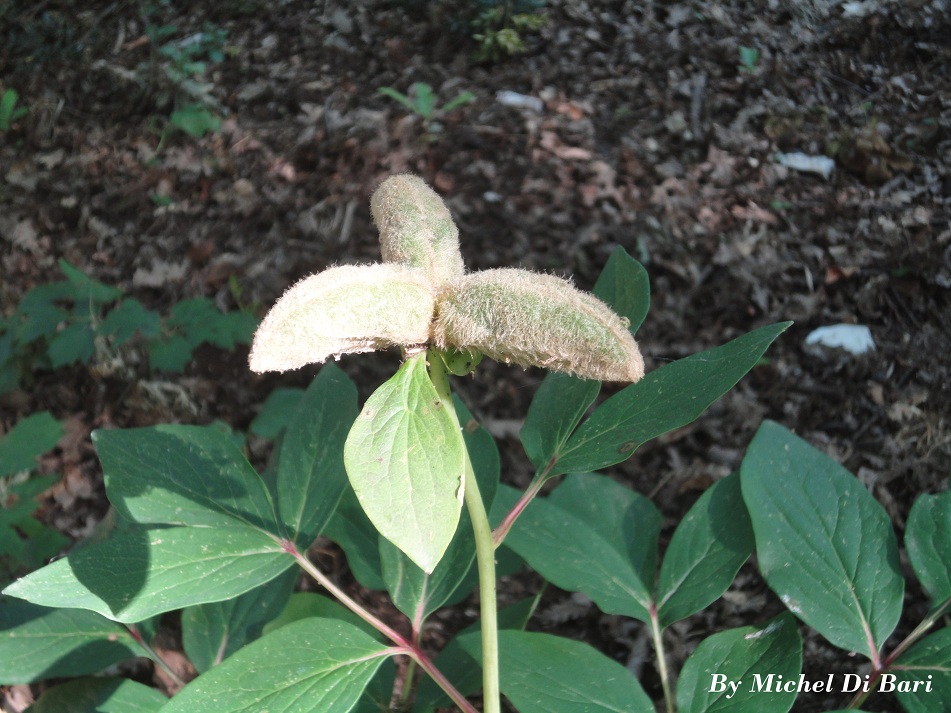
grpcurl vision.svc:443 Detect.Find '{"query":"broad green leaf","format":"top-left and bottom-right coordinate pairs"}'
top-left (520, 372), bottom-right (600, 470)
top-left (380, 396), bottom-right (500, 622)
top-left (657, 472), bottom-right (754, 627)
top-left (181, 566), bottom-right (297, 673)
top-left (501, 475), bottom-right (661, 622)
top-left (0, 411), bottom-right (63, 476)
top-left (555, 323), bottom-right (791, 476)
top-left (0, 598), bottom-right (142, 684)
top-left (275, 364), bottom-right (358, 547)
top-left (28, 677), bottom-right (166, 713)
top-left (460, 629), bottom-right (653, 713)
top-left (58, 259), bottom-right (123, 304)
top-left (893, 627), bottom-right (951, 713)
top-left (249, 388), bottom-right (304, 439)
top-left (344, 353), bottom-right (465, 573)
top-left (159, 618), bottom-right (393, 713)
top-left (414, 597), bottom-right (539, 712)
top-left (676, 612), bottom-right (801, 713)
top-left (47, 322), bottom-right (95, 367)
top-left (906, 491), bottom-right (951, 604)
top-left (594, 246), bottom-right (650, 334)
top-left (99, 299), bottom-right (161, 344)
top-left (262, 592), bottom-right (381, 641)
top-left (353, 660), bottom-right (396, 713)
top-left (94, 425), bottom-right (278, 533)
top-left (3, 526), bottom-right (291, 623)
top-left (741, 421), bottom-right (903, 657)
top-left (323, 485), bottom-right (385, 590)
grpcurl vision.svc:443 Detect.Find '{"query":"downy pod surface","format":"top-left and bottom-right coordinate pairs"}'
top-left (433, 269), bottom-right (644, 382)
top-left (249, 263), bottom-right (435, 373)
top-left (371, 174), bottom-right (464, 289)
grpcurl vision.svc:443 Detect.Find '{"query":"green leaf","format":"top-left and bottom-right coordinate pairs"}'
top-left (906, 491), bottom-right (951, 604)
top-left (0, 411), bottom-right (63, 476)
top-left (411, 82), bottom-right (435, 119)
top-left (380, 395), bottom-right (500, 622)
top-left (501, 474), bottom-right (661, 622)
top-left (344, 353), bottom-right (465, 573)
top-left (353, 659), bottom-right (397, 713)
top-left (28, 677), bottom-right (167, 713)
top-left (893, 627), bottom-right (951, 713)
top-left (47, 322), bottom-right (95, 367)
top-left (3, 526), bottom-right (291, 623)
top-left (262, 592), bottom-right (381, 641)
top-left (0, 474), bottom-right (69, 585)
top-left (58, 259), bottom-right (123, 304)
top-left (14, 283), bottom-right (71, 344)
top-left (520, 372), bottom-right (600, 470)
top-left (159, 618), bottom-right (393, 713)
top-left (148, 335), bottom-right (193, 372)
top-left (593, 246), bottom-right (650, 335)
top-left (249, 388), bottom-right (304, 439)
top-left (460, 629), bottom-right (654, 713)
top-left (169, 104), bottom-right (221, 137)
top-left (377, 87), bottom-right (418, 113)
top-left (439, 91), bottom-right (475, 114)
top-left (99, 299), bottom-right (161, 344)
top-left (676, 613), bottom-right (801, 713)
top-left (554, 322), bottom-right (791, 476)
top-left (740, 421), bottom-right (903, 657)
top-left (181, 566), bottom-right (297, 673)
top-left (0, 598), bottom-right (142, 684)
top-left (167, 298), bottom-right (220, 347)
top-left (275, 365), bottom-right (358, 547)
top-left (322, 485), bottom-right (385, 591)
top-left (205, 310), bottom-right (258, 350)
top-left (94, 424), bottom-right (278, 532)
top-left (657, 472), bottom-right (754, 627)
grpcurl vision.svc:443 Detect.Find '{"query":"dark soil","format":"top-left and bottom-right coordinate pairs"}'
top-left (1, 1), bottom-right (949, 711)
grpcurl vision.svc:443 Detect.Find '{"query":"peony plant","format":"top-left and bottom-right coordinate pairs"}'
top-left (12, 176), bottom-right (909, 713)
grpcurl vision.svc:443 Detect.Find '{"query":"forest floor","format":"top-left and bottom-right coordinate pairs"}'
top-left (1, 1), bottom-right (950, 711)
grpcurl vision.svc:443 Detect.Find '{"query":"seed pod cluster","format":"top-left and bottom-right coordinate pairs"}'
top-left (249, 264), bottom-right (434, 373)
top-left (371, 174), bottom-right (464, 289)
top-left (433, 269), bottom-right (644, 382)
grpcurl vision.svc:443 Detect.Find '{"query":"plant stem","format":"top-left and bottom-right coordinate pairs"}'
top-left (492, 463), bottom-right (552, 547)
top-left (125, 623), bottom-right (186, 689)
top-left (287, 541), bottom-right (479, 713)
top-left (846, 597), bottom-right (951, 709)
top-left (428, 349), bottom-right (502, 713)
top-left (649, 606), bottom-right (675, 713)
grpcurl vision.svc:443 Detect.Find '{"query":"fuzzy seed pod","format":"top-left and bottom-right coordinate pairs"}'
top-left (371, 174), bottom-right (464, 288)
top-left (249, 264), bottom-right (435, 373)
top-left (433, 269), bottom-right (645, 382)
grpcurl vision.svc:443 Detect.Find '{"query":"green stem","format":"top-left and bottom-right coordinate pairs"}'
top-left (399, 657), bottom-right (418, 707)
top-left (428, 349), bottom-right (501, 713)
top-left (649, 606), bottom-right (675, 713)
